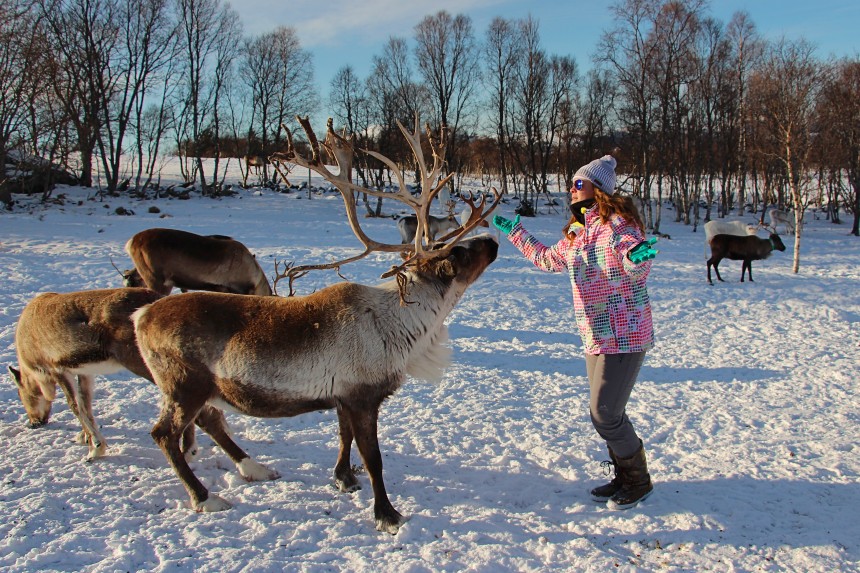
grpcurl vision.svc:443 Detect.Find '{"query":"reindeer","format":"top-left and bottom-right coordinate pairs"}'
top-left (123, 228), bottom-right (272, 296)
top-left (397, 213), bottom-right (460, 244)
top-left (707, 231), bottom-right (787, 284)
top-left (767, 207), bottom-right (796, 234)
top-left (397, 197), bottom-right (490, 244)
top-left (459, 203), bottom-right (491, 234)
top-left (703, 220), bottom-right (758, 245)
top-left (242, 154), bottom-right (269, 187)
top-left (134, 116), bottom-right (501, 533)
top-left (7, 288), bottom-right (214, 461)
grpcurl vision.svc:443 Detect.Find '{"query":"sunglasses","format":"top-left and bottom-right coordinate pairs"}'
top-left (573, 179), bottom-right (587, 191)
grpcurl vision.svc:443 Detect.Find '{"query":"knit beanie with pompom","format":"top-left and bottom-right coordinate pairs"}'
top-left (574, 155), bottom-right (617, 194)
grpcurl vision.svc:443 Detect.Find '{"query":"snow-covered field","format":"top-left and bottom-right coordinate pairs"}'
top-left (1, 168), bottom-right (858, 572)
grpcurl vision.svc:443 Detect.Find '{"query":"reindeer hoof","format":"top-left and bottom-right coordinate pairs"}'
top-left (183, 447), bottom-right (200, 463)
top-left (376, 512), bottom-right (407, 535)
top-left (335, 476), bottom-right (361, 493)
top-left (237, 458), bottom-right (280, 482)
top-left (195, 494), bottom-right (232, 512)
top-left (86, 441), bottom-right (107, 462)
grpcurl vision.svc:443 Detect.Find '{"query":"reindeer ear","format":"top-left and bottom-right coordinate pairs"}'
top-left (8, 365), bottom-right (21, 385)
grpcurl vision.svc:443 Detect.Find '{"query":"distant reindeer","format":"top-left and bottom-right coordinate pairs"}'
top-left (703, 220), bottom-right (758, 245)
top-left (135, 116), bottom-right (501, 533)
top-left (768, 208), bottom-right (796, 234)
top-left (242, 154), bottom-right (269, 187)
top-left (703, 219), bottom-right (758, 258)
top-left (459, 203), bottom-right (490, 235)
top-left (123, 228), bottom-right (272, 296)
top-left (707, 232), bottom-right (786, 284)
top-left (397, 213), bottom-right (460, 244)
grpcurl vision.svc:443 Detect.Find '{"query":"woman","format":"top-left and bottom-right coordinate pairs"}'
top-left (492, 154), bottom-right (658, 510)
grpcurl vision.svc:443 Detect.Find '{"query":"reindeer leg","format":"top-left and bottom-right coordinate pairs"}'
top-left (194, 405), bottom-right (280, 482)
top-left (54, 374), bottom-right (87, 444)
top-left (62, 374), bottom-right (107, 461)
top-left (334, 404), bottom-right (360, 493)
top-left (181, 423), bottom-right (199, 461)
top-left (708, 259), bottom-right (724, 284)
top-left (151, 397), bottom-right (231, 512)
top-left (713, 260), bottom-right (724, 282)
top-left (342, 402), bottom-right (404, 534)
top-left (75, 375), bottom-right (107, 460)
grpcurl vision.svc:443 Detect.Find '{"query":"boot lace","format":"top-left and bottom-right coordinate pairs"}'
top-left (600, 460), bottom-right (613, 476)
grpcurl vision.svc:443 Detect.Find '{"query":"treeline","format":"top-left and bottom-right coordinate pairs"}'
top-left (0, 0), bottom-right (858, 236)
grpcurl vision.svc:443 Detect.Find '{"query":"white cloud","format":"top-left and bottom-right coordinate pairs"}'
top-left (240, 0), bottom-right (513, 48)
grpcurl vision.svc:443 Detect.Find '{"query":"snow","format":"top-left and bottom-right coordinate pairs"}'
top-left (1, 165), bottom-right (858, 572)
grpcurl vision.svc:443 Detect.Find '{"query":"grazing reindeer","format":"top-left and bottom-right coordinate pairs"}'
top-left (123, 228), bottom-right (272, 296)
top-left (242, 154), bottom-right (268, 187)
top-left (135, 116), bottom-right (500, 533)
top-left (707, 232), bottom-right (786, 284)
top-left (8, 287), bottom-right (235, 461)
top-left (10, 288), bottom-right (158, 459)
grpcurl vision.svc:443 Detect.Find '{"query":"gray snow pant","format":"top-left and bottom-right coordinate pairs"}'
top-left (585, 351), bottom-right (647, 459)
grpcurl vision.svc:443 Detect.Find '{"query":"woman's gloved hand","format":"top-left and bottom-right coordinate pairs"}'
top-left (492, 214), bottom-right (520, 234)
top-left (628, 237), bottom-right (659, 264)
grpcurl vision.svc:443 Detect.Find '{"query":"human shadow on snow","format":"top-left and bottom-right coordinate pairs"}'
top-left (576, 477), bottom-right (859, 561)
top-left (450, 323), bottom-right (783, 385)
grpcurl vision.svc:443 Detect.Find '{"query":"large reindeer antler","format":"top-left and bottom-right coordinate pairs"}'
top-left (269, 115), bottom-right (501, 296)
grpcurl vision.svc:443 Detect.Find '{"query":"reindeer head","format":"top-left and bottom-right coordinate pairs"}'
top-left (417, 234), bottom-right (499, 287)
top-left (8, 365), bottom-right (53, 427)
top-left (122, 268), bottom-right (145, 287)
top-left (768, 233), bottom-right (787, 252)
top-left (270, 115), bottom-right (502, 297)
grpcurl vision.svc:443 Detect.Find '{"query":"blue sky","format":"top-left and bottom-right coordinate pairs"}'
top-left (238, 0), bottom-right (859, 104)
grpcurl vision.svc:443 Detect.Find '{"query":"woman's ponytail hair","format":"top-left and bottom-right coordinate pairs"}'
top-left (594, 191), bottom-right (645, 231)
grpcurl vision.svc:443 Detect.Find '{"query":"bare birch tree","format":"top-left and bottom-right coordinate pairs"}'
top-left (268, 27), bottom-right (316, 151)
top-left (329, 65), bottom-right (374, 189)
top-left (816, 58), bottom-right (860, 236)
top-left (748, 38), bottom-right (823, 272)
top-left (367, 37), bottom-right (431, 193)
top-left (414, 10), bottom-right (480, 190)
top-left (38, 0), bottom-right (121, 189)
top-left (0, 1), bottom-right (46, 204)
top-left (483, 17), bottom-right (523, 196)
top-left (174, 0), bottom-right (240, 194)
top-left (600, 0), bottom-right (661, 229)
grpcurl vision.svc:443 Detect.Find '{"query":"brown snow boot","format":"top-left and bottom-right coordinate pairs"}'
top-left (607, 441), bottom-right (653, 510)
top-left (590, 447), bottom-right (622, 502)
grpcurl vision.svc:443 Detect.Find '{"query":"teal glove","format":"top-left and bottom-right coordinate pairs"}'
top-left (628, 237), bottom-right (658, 264)
top-left (492, 214), bottom-right (520, 234)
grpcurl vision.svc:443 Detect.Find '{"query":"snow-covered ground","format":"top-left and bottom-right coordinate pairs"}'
top-left (1, 167), bottom-right (858, 572)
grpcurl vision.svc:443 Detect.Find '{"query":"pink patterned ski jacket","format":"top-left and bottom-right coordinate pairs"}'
top-left (507, 207), bottom-right (654, 355)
